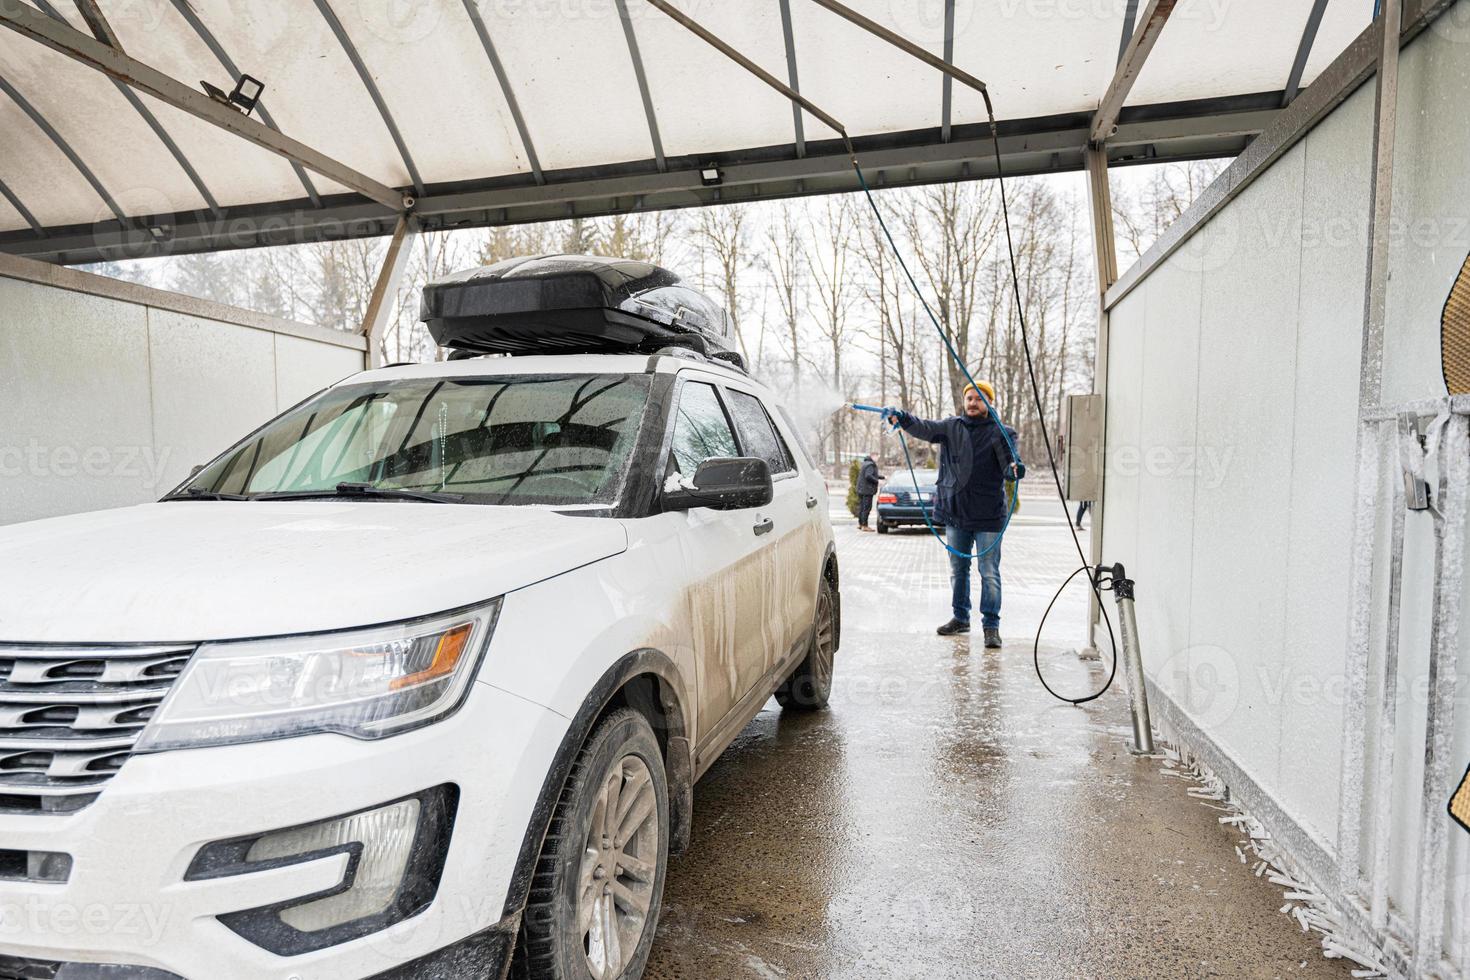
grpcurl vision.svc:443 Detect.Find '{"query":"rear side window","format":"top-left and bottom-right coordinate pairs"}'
top-left (668, 382), bottom-right (739, 475)
top-left (726, 389), bottom-right (795, 476)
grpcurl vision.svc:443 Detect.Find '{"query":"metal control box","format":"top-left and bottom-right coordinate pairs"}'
top-left (1064, 393), bottom-right (1103, 501)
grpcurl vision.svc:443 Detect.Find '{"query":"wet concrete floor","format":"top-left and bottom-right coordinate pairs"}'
top-left (646, 513), bottom-right (1350, 980)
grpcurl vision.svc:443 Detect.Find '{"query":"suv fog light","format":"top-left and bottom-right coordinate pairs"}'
top-left (250, 798), bottom-right (419, 931)
top-left (186, 785), bottom-right (458, 954)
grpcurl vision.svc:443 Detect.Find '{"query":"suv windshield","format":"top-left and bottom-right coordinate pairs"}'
top-left (178, 374), bottom-right (651, 507)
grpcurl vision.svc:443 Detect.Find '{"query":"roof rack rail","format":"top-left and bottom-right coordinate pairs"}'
top-left (646, 345), bottom-right (748, 374)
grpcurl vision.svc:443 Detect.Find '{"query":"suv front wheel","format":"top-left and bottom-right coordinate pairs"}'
top-left (516, 708), bottom-right (670, 979)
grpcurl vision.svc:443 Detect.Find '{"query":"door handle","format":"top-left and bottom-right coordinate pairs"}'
top-left (753, 517), bottom-right (774, 536)
top-left (806, 495), bottom-right (819, 509)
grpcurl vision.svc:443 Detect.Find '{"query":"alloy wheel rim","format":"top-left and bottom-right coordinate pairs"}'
top-left (579, 754), bottom-right (658, 979)
top-left (812, 586), bottom-right (835, 690)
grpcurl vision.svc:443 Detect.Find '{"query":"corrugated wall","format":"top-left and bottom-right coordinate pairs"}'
top-left (0, 257), bottom-right (366, 526)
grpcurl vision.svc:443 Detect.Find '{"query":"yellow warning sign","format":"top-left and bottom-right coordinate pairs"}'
top-left (1451, 764), bottom-right (1470, 833)
top-left (1444, 250), bottom-right (1470, 395)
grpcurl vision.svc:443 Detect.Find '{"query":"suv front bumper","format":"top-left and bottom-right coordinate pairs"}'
top-left (0, 682), bottom-right (566, 980)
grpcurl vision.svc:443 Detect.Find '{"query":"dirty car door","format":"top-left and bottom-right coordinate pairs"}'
top-left (665, 379), bottom-right (770, 744)
top-left (721, 385), bottom-right (817, 676)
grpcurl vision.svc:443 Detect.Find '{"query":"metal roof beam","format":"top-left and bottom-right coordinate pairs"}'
top-left (461, 0), bottom-right (544, 184)
top-left (777, 0), bottom-right (805, 157)
top-left (168, 0), bottom-right (320, 207)
top-left (73, 0), bottom-right (122, 52)
top-left (1116, 0), bottom-right (1140, 65)
top-left (1283, 0), bottom-right (1331, 105)
top-left (646, 0), bottom-right (850, 146)
top-left (32, 0), bottom-right (220, 217)
top-left (0, 176), bottom-right (44, 237)
top-left (617, 0), bottom-right (667, 172)
top-left (806, 0), bottom-right (988, 97)
top-left (1091, 0), bottom-right (1176, 145)
top-left (312, 0), bottom-right (425, 198)
top-left (0, 2), bottom-right (406, 211)
top-left (940, 0), bottom-right (955, 142)
top-left (1, 95), bottom-right (1280, 263)
top-left (0, 72), bottom-right (126, 223)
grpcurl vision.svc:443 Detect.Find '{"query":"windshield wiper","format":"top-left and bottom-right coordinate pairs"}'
top-left (255, 482), bottom-right (465, 504)
top-left (161, 487), bottom-right (252, 501)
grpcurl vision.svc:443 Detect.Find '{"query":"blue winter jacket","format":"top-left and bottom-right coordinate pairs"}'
top-left (894, 411), bottom-right (1025, 532)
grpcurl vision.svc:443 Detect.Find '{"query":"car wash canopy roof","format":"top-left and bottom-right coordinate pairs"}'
top-left (0, 0), bottom-right (1371, 264)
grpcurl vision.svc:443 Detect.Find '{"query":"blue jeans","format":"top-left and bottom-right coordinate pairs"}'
top-left (946, 526), bottom-right (1003, 629)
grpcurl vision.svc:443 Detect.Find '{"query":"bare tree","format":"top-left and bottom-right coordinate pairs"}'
top-left (805, 197), bottom-right (858, 471)
top-left (1112, 159), bottom-right (1227, 264)
top-left (899, 182), bottom-right (1000, 409)
top-left (763, 206), bottom-right (807, 390)
top-left (692, 204), bottom-right (755, 367)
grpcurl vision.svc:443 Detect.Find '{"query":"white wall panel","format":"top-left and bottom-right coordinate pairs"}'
top-left (274, 334), bottom-right (363, 411)
top-left (0, 278), bottom-right (154, 523)
top-left (1382, 25), bottom-right (1470, 405)
top-left (146, 308), bottom-right (277, 491)
top-left (1132, 260), bottom-right (1203, 713)
top-left (1274, 83), bottom-right (1372, 849)
top-left (1188, 150), bottom-right (1305, 799)
top-left (0, 263), bottom-right (364, 526)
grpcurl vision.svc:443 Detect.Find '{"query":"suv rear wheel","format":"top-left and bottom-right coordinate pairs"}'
top-left (515, 708), bottom-right (669, 979)
top-left (775, 575), bottom-right (837, 710)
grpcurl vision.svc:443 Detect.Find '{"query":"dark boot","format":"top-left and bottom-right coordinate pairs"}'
top-left (936, 618), bottom-right (970, 636)
top-left (983, 628), bottom-right (1002, 649)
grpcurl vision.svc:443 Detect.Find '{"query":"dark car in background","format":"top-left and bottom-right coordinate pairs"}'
top-left (876, 468), bottom-right (941, 533)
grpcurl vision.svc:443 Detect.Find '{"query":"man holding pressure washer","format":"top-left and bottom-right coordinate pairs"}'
top-left (883, 380), bottom-right (1024, 647)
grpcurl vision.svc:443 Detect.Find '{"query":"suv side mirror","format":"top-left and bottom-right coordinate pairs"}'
top-left (663, 457), bottom-right (773, 511)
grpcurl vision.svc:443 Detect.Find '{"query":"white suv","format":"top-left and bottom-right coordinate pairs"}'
top-left (0, 348), bottom-right (838, 979)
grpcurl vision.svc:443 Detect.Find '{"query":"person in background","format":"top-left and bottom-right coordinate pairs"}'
top-left (884, 380), bottom-right (1024, 648)
top-left (1075, 499), bottom-right (1091, 530)
top-left (856, 453), bottom-right (883, 532)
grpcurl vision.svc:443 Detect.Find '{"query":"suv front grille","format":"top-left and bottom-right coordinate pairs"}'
top-left (0, 645), bottom-right (193, 814)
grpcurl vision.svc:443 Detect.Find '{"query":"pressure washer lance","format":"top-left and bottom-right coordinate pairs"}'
top-left (1098, 562), bottom-right (1154, 755)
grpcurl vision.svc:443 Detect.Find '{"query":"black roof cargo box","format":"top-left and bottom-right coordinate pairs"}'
top-left (420, 254), bottom-right (738, 363)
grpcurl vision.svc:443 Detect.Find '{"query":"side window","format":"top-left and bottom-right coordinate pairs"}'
top-left (725, 389), bottom-right (795, 476)
top-left (668, 381), bottom-right (739, 476)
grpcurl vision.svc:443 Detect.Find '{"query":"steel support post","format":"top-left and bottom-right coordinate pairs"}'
top-left (1083, 146), bottom-right (1118, 655)
top-left (1336, 0), bottom-right (1402, 898)
top-left (359, 214), bottom-right (417, 369)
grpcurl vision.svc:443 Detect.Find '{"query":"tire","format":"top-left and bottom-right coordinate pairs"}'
top-left (515, 709), bottom-right (669, 980)
top-left (775, 575), bottom-right (838, 711)
top-left (875, 520), bottom-right (889, 535)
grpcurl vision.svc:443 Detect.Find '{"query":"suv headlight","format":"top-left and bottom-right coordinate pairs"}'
top-left (135, 599), bottom-right (501, 753)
